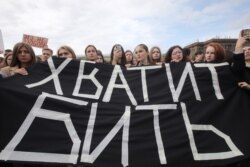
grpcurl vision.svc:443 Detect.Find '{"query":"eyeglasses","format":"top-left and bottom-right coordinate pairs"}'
top-left (172, 51), bottom-right (182, 56)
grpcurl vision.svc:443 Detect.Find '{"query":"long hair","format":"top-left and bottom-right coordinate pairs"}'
top-left (150, 46), bottom-right (162, 64)
top-left (110, 44), bottom-right (126, 65)
top-left (125, 50), bottom-right (134, 64)
top-left (97, 50), bottom-right (106, 63)
top-left (4, 52), bottom-right (13, 66)
top-left (164, 45), bottom-right (185, 63)
top-left (135, 44), bottom-right (153, 66)
top-left (10, 42), bottom-right (36, 67)
top-left (57, 45), bottom-right (76, 59)
top-left (205, 42), bottom-right (225, 63)
top-left (84, 45), bottom-right (97, 55)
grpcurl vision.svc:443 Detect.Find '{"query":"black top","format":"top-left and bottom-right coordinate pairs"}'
top-left (231, 53), bottom-right (246, 81)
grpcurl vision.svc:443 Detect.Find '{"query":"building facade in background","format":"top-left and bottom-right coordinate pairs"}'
top-left (185, 38), bottom-right (237, 58)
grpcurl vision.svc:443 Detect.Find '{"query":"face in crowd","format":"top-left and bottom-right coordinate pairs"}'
top-left (134, 44), bottom-right (149, 65)
top-left (41, 49), bottom-right (53, 61)
top-left (165, 45), bottom-right (184, 63)
top-left (113, 45), bottom-right (122, 60)
top-left (125, 51), bottom-right (133, 64)
top-left (57, 46), bottom-right (76, 59)
top-left (205, 46), bottom-right (216, 62)
top-left (10, 42), bottom-right (36, 68)
top-left (96, 50), bottom-right (104, 63)
top-left (194, 53), bottom-right (204, 62)
top-left (85, 45), bottom-right (98, 61)
top-left (151, 47), bottom-right (161, 61)
top-left (110, 44), bottom-right (126, 65)
top-left (96, 55), bottom-right (103, 63)
top-left (17, 46), bottom-right (33, 67)
top-left (6, 53), bottom-right (13, 66)
top-left (204, 43), bottom-right (225, 63)
top-left (171, 47), bottom-right (183, 62)
top-left (58, 49), bottom-right (72, 58)
top-left (244, 46), bottom-right (250, 62)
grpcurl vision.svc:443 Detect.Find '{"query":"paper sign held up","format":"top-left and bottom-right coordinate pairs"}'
top-left (0, 30), bottom-right (4, 54)
top-left (22, 34), bottom-right (48, 48)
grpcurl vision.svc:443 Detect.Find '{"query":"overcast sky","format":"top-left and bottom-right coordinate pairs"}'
top-left (0, 0), bottom-right (250, 56)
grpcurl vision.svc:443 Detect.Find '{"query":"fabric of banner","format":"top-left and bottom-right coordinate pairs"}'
top-left (0, 57), bottom-right (250, 167)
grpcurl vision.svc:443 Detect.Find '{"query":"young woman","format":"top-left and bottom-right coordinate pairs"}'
top-left (204, 43), bottom-right (225, 63)
top-left (134, 44), bottom-right (152, 66)
top-left (235, 33), bottom-right (250, 91)
top-left (0, 42), bottom-right (36, 77)
top-left (193, 50), bottom-right (204, 63)
top-left (125, 50), bottom-right (134, 67)
top-left (57, 45), bottom-right (76, 59)
top-left (0, 57), bottom-right (4, 68)
top-left (96, 50), bottom-right (105, 63)
top-left (149, 46), bottom-right (162, 65)
top-left (110, 44), bottom-right (126, 66)
top-left (85, 45), bottom-right (98, 62)
top-left (0, 52), bottom-right (13, 68)
top-left (165, 45), bottom-right (186, 63)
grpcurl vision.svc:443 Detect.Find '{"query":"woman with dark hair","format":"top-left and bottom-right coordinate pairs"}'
top-left (85, 45), bottom-right (98, 62)
top-left (193, 50), bottom-right (204, 63)
top-left (235, 32), bottom-right (250, 92)
top-left (96, 50), bottom-right (105, 63)
top-left (110, 44), bottom-right (126, 66)
top-left (1, 52), bottom-right (13, 68)
top-left (125, 50), bottom-right (134, 67)
top-left (182, 47), bottom-right (191, 62)
top-left (57, 45), bottom-right (77, 59)
top-left (165, 45), bottom-right (186, 63)
top-left (150, 46), bottom-right (162, 65)
top-left (0, 42), bottom-right (36, 77)
top-left (0, 57), bottom-right (4, 68)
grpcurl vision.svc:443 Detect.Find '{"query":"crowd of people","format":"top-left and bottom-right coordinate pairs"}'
top-left (0, 30), bottom-right (250, 167)
top-left (1, 31), bottom-right (250, 92)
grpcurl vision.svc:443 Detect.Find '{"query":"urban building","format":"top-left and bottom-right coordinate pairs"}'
top-left (185, 38), bottom-right (237, 58)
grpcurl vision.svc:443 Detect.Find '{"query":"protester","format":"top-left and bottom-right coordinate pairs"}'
top-left (234, 31), bottom-right (250, 92)
top-left (165, 45), bottom-right (187, 63)
top-left (238, 46), bottom-right (250, 91)
top-left (1, 31), bottom-right (250, 167)
top-left (227, 31), bottom-right (250, 165)
top-left (0, 57), bottom-right (4, 68)
top-left (193, 50), bottom-right (204, 63)
top-left (193, 42), bottom-right (245, 167)
top-left (0, 52), bottom-right (12, 69)
top-left (110, 44), bottom-right (126, 66)
top-left (96, 50), bottom-right (105, 63)
top-left (125, 50), bottom-right (134, 67)
top-left (149, 46), bottom-right (162, 65)
top-left (134, 44), bottom-right (153, 66)
top-left (85, 45), bottom-right (98, 62)
top-left (132, 56), bottom-right (138, 66)
top-left (3, 49), bottom-right (12, 57)
top-left (182, 47), bottom-right (191, 62)
top-left (57, 45), bottom-right (76, 59)
top-left (0, 42), bottom-right (36, 78)
top-left (3, 52), bottom-right (13, 67)
top-left (204, 43), bottom-right (225, 63)
top-left (41, 47), bottom-right (53, 61)
top-left (224, 50), bottom-right (234, 64)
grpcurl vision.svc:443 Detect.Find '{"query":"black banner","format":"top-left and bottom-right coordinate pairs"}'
top-left (0, 57), bottom-right (250, 167)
